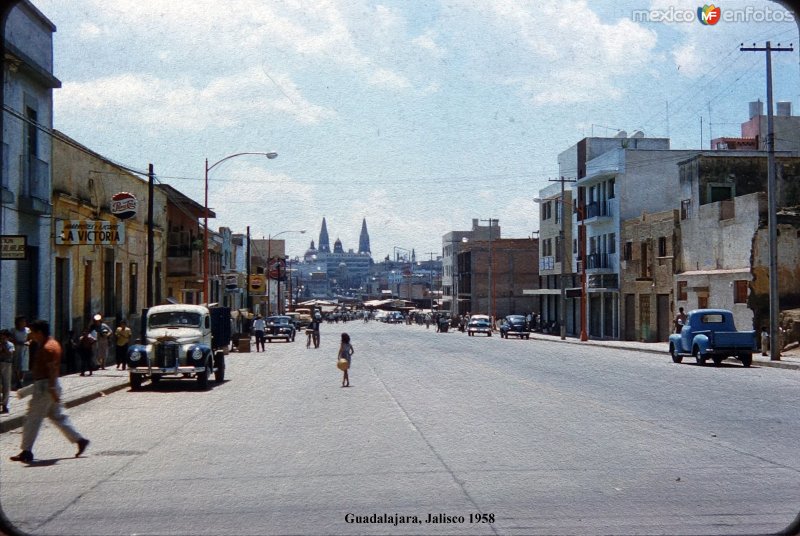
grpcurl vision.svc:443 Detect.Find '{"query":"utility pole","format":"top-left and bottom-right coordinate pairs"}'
top-left (425, 251), bottom-right (436, 310)
top-left (246, 226), bottom-right (251, 312)
top-left (741, 41), bottom-right (793, 361)
top-left (550, 177), bottom-right (576, 340)
top-left (146, 164), bottom-right (155, 308)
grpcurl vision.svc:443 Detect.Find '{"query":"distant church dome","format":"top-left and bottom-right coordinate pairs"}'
top-left (333, 237), bottom-right (344, 254)
top-left (304, 240), bottom-right (318, 262)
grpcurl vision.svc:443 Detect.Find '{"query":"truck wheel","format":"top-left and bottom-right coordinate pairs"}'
top-left (693, 346), bottom-right (706, 366)
top-left (739, 353), bottom-right (753, 368)
top-left (670, 344), bottom-right (683, 364)
top-left (130, 373), bottom-right (143, 391)
top-left (712, 355), bottom-right (723, 367)
top-left (214, 352), bottom-right (225, 383)
top-left (197, 360), bottom-right (210, 390)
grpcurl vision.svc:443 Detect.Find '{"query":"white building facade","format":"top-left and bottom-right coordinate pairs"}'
top-left (1, 1), bottom-right (59, 328)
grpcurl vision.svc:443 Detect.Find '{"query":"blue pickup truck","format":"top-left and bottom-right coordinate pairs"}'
top-left (668, 309), bottom-right (756, 367)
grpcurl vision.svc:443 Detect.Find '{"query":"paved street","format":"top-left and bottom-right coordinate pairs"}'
top-left (2, 322), bottom-right (800, 535)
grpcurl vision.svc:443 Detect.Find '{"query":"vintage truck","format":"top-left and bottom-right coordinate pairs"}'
top-left (668, 309), bottom-right (756, 367)
top-left (128, 304), bottom-right (231, 390)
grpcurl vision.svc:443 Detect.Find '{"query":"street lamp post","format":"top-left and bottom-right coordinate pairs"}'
top-left (204, 152), bottom-right (277, 304)
top-left (535, 197), bottom-right (588, 341)
top-left (267, 230), bottom-right (306, 315)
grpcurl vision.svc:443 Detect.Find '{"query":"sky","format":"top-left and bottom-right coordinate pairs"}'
top-left (32, 0), bottom-right (800, 261)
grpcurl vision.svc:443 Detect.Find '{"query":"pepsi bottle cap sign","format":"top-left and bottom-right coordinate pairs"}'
top-left (110, 192), bottom-right (138, 220)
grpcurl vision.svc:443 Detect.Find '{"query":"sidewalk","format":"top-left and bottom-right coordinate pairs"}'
top-left (528, 332), bottom-right (800, 370)
top-left (0, 367), bottom-right (131, 434)
top-left (2, 337), bottom-right (798, 433)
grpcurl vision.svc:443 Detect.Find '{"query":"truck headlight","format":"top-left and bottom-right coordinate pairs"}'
top-left (191, 347), bottom-right (203, 361)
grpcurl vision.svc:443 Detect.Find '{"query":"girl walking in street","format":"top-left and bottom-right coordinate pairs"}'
top-left (337, 333), bottom-right (354, 387)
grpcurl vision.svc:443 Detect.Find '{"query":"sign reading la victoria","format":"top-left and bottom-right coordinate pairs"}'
top-left (56, 220), bottom-right (125, 245)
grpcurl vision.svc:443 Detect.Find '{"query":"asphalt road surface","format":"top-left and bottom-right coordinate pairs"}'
top-left (2, 321), bottom-right (799, 535)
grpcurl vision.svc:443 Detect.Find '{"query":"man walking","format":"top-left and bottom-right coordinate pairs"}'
top-left (10, 320), bottom-right (89, 464)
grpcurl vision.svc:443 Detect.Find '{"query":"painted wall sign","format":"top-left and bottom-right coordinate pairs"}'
top-left (1, 235), bottom-right (27, 260)
top-left (55, 220), bottom-right (126, 245)
top-left (110, 192), bottom-right (138, 220)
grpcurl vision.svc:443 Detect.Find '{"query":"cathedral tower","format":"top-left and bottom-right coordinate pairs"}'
top-left (358, 218), bottom-right (371, 255)
top-left (318, 217), bottom-right (331, 253)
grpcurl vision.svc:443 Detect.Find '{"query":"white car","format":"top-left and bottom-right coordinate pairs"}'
top-left (467, 315), bottom-right (492, 337)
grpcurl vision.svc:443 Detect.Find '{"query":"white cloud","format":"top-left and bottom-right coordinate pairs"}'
top-left (77, 22), bottom-right (104, 39)
top-left (412, 30), bottom-right (447, 60)
top-left (57, 68), bottom-right (336, 131)
top-left (368, 68), bottom-right (411, 89)
top-left (440, 0), bottom-right (658, 104)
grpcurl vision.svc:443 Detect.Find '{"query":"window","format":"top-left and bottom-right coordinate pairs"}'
top-left (677, 281), bottom-right (687, 300)
top-left (609, 233), bottom-right (616, 254)
top-left (700, 313), bottom-right (724, 324)
top-left (658, 237), bottom-right (667, 257)
top-left (555, 236), bottom-right (561, 262)
top-left (734, 280), bottom-right (748, 304)
top-left (542, 201), bottom-right (552, 221)
top-left (623, 241), bottom-right (632, 261)
top-left (640, 241), bottom-right (649, 278)
top-left (680, 199), bottom-right (691, 220)
top-left (608, 178), bottom-right (615, 199)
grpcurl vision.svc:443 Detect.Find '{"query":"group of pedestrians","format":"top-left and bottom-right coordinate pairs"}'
top-left (74, 315), bottom-right (132, 376)
top-left (0, 316), bottom-right (33, 415)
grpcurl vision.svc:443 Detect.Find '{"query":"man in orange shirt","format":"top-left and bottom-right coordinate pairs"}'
top-left (10, 320), bottom-right (89, 464)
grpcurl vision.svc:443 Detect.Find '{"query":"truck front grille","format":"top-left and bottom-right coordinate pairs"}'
top-left (155, 342), bottom-right (180, 368)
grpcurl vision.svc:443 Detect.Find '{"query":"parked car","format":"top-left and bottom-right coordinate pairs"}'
top-left (264, 315), bottom-right (296, 342)
top-left (285, 312), bottom-right (301, 329)
top-left (668, 309), bottom-right (756, 367)
top-left (467, 315), bottom-right (492, 336)
top-left (500, 315), bottom-right (530, 339)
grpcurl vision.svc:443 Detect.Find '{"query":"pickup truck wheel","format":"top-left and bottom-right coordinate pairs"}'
top-left (693, 346), bottom-right (706, 365)
top-left (712, 355), bottom-right (724, 367)
top-left (214, 353), bottom-right (225, 382)
top-left (739, 353), bottom-right (753, 368)
top-left (130, 373), bottom-right (143, 391)
top-left (197, 359), bottom-right (210, 390)
top-left (670, 344), bottom-right (683, 363)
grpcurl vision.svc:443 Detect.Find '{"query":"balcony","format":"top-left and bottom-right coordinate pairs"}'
top-left (580, 198), bottom-right (616, 223)
top-left (586, 252), bottom-right (609, 270)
